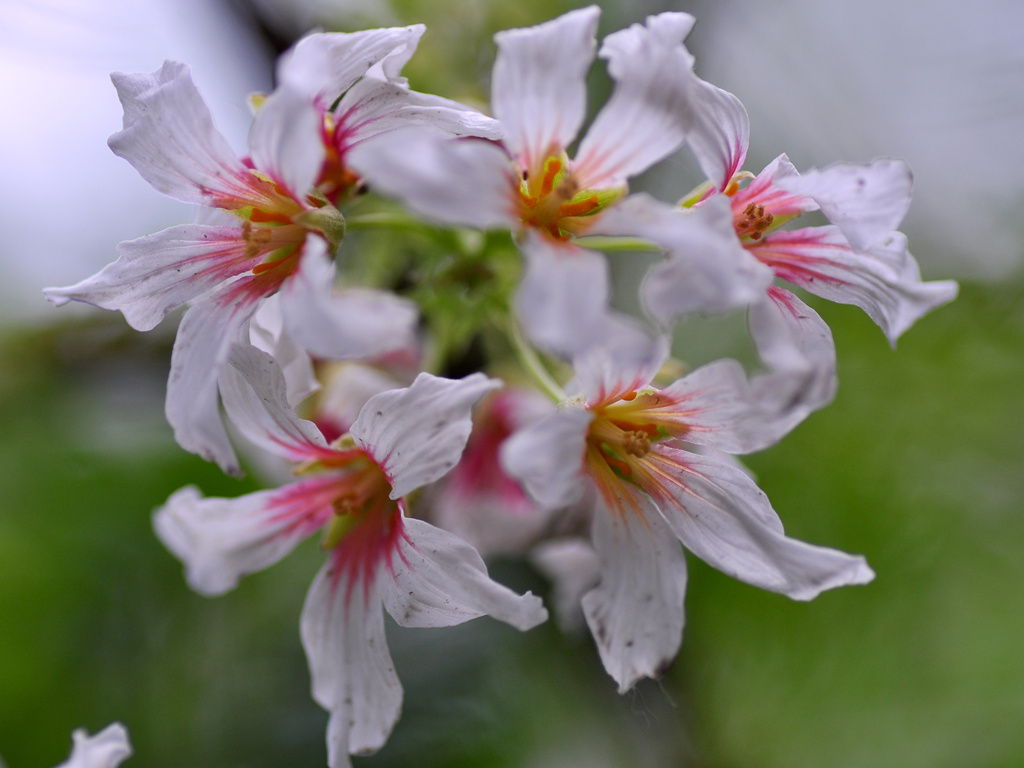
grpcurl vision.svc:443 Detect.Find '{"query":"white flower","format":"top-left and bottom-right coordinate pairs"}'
top-left (154, 345), bottom-right (546, 768)
top-left (44, 55), bottom-right (418, 474)
top-left (661, 78), bottom-right (959, 424)
top-left (54, 724), bottom-right (131, 768)
top-left (502, 332), bottom-right (873, 692)
top-left (350, 8), bottom-right (755, 356)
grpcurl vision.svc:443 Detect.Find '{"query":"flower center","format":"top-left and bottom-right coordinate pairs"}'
top-left (518, 155), bottom-right (602, 240)
top-left (734, 202), bottom-right (775, 241)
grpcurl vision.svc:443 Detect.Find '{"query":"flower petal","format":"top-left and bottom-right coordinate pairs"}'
top-left (250, 296), bottom-right (320, 408)
top-left (530, 538), bottom-right (601, 634)
top-left (334, 77), bottom-right (502, 153)
top-left (582, 492), bottom-right (688, 693)
top-left (279, 240), bottom-right (419, 361)
top-left (220, 343), bottom-right (329, 461)
top-left (154, 481), bottom-right (337, 596)
top-left (648, 448), bottom-right (875, 600)
top-left (44, 224), bottom-right (259, 331)
top-left (107, 61), bottom-right (256, 207)
top-left (350, 372), bottom-right (501, 500)
top-left (283, 27), bottom-right (428, 107)
top-left (777, 158), bottom-right (912, 252)
top-left (56, 724), bottom-right (132, 768)
top-left (515, 234), bottom-right (613, 358)
top-left (569, 325), bottom-right (669, 406)
top-left (595, 193), bottom-right (772, 325)
top-left (500, 406), bottom-right (593, 511)
top-left (165, 289), bottom-right (260, 475)
top-left (685, 78), bottom-right (749, 193)
top-left (574, 13), bottom-right (696, 189)
top-left (491, 6), bottom-right (600, 170)
top-left (347, 130), bottom-right (515, 229)
top-left (381, 517), bottom-right (548, 630)
top-left (747, 286), bottom-right (837, 441)
top-left (249, 82), bottom-right (324, 201)
top-left (750, 226), bottom-right (959, 344)
top-left (301, 561), bottom-right (402, 766)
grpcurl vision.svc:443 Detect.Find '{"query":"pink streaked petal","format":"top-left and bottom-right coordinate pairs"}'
top-left (347, 130), bottom-right (516, 229)
top-left (777, 158), bottom-right (912, 252)
top-left (574, 12), bottom-right (696, 189)
top-left (652, 358), bottom-right (763, 454)
top-left (154, 480), bottom-right (337, 596)
top-left (301, 560), bottom-right (402, 766)
top-left (44, 223), bottom-right (260, 332)
top-left (582, 491), bottom-right (688, 693)
top-left (249, 83), bottom-right (324, 202)
top-left (334, 78), bottom-right (502, 154)
top-left (351, 373), bottom-right (502, 500)
top-left (381, 517), bottom-right (547, 630)
top-left (57, 724), bottom-right (132, 768)
top-left (685, 77), bottom-right (749, 193)
top-left (729, 154), bottom-right (818, 219)
top-left (515, 234), bottom-right (611, 358)
top-left (570, 328), bottom-right (669, 407)
top-left (221, 343), bottom-right (331, 462)
top-left (643, 448), bottom-right (875, 600)
top-left (500, 406), bottom-right (593, 511)
top-left (491, 6), bottom-right (599, 171)
top-left (107, 61), bottom-right (260, 208)
top-left (748, 287), bottom-right (837, 443)
top-left (750, 226), bottom-right (958, 344)
top-left (279, 241), bottom-right (419, 362)
top-left (594, 193), bottom-right (771, 325)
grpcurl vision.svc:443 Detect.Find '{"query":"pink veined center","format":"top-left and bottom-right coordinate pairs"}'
top-left (583, 389), bottom-right (686, 518)
top-left (306, 446), bottom-right (407, 606)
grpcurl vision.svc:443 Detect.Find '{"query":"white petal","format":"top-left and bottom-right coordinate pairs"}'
top-left (165, 291), bottom-right (258, 475)
top-left (283, 27), bottom-right (427, 106)
top-left (778, 158), bottom-right (912, 252)
top-left (650, 448), bottom-right (875, 600)
top-left (154, 481), bottom-right (335, 596)
top-left (301, 561), bottom-right (402, 765)
top-left (652, 358), bottom-right (765, 454)
top-left (381, 518), bottom-right (547, 630)
top-left (569, 326), bottom-right (669, 406)
top-left (44, 224), bottom-right (258, 331)
top-left (350, 372), bottom-right (501, 499)
top-left (334, 78), bottom-right (502, 151)
top-left (220, 343), bottom-right (328, 461)
top-left (595, 193), bottom-right (772, 325)
top-left (107, 61), bottom-right (256, 207)
top-left (500, 406), bottom-right (592, 511)
top-left (515, 234), bottom-right (611, 358)
top-left (491, 6), bottom-right (599, 170)
top-left (56, 724), bottom-right (132, 768)
top-left (347, 130), bottom-right (515, 229)
top-left (317, 364), bottom-right (406, 437)
top-left (250, 296), bottom-right (320, 408)
top-left (279, 241), bottom-right (419, 361)
top-left (249, 83), bottom-right (324, 201)
top-left (582, 493), bottom-right (688, 693)
top-left (530, 538), bottom-right (601, 634)
top-left (574, 13), bottom-right (696, 189)
top-left (751, 226), bottom-right (959, 344)
top-left (747, 287), bottom-right (837, 442)
top-left (684, 78), bottom-right (750, 192)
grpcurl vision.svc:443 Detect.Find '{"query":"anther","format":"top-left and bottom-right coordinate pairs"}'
top-left (622, 430), bottom-right (651, 458)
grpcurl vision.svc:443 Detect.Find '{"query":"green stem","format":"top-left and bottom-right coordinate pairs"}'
top-left (509, 321), bottom-right (566, 403)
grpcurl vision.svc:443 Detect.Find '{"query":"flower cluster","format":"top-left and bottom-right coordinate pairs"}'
top-left (45, 7), bottom-right (957, 766)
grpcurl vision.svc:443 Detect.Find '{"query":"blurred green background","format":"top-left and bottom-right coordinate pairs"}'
top-left (3, 0), bottom-right (1023, 766)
